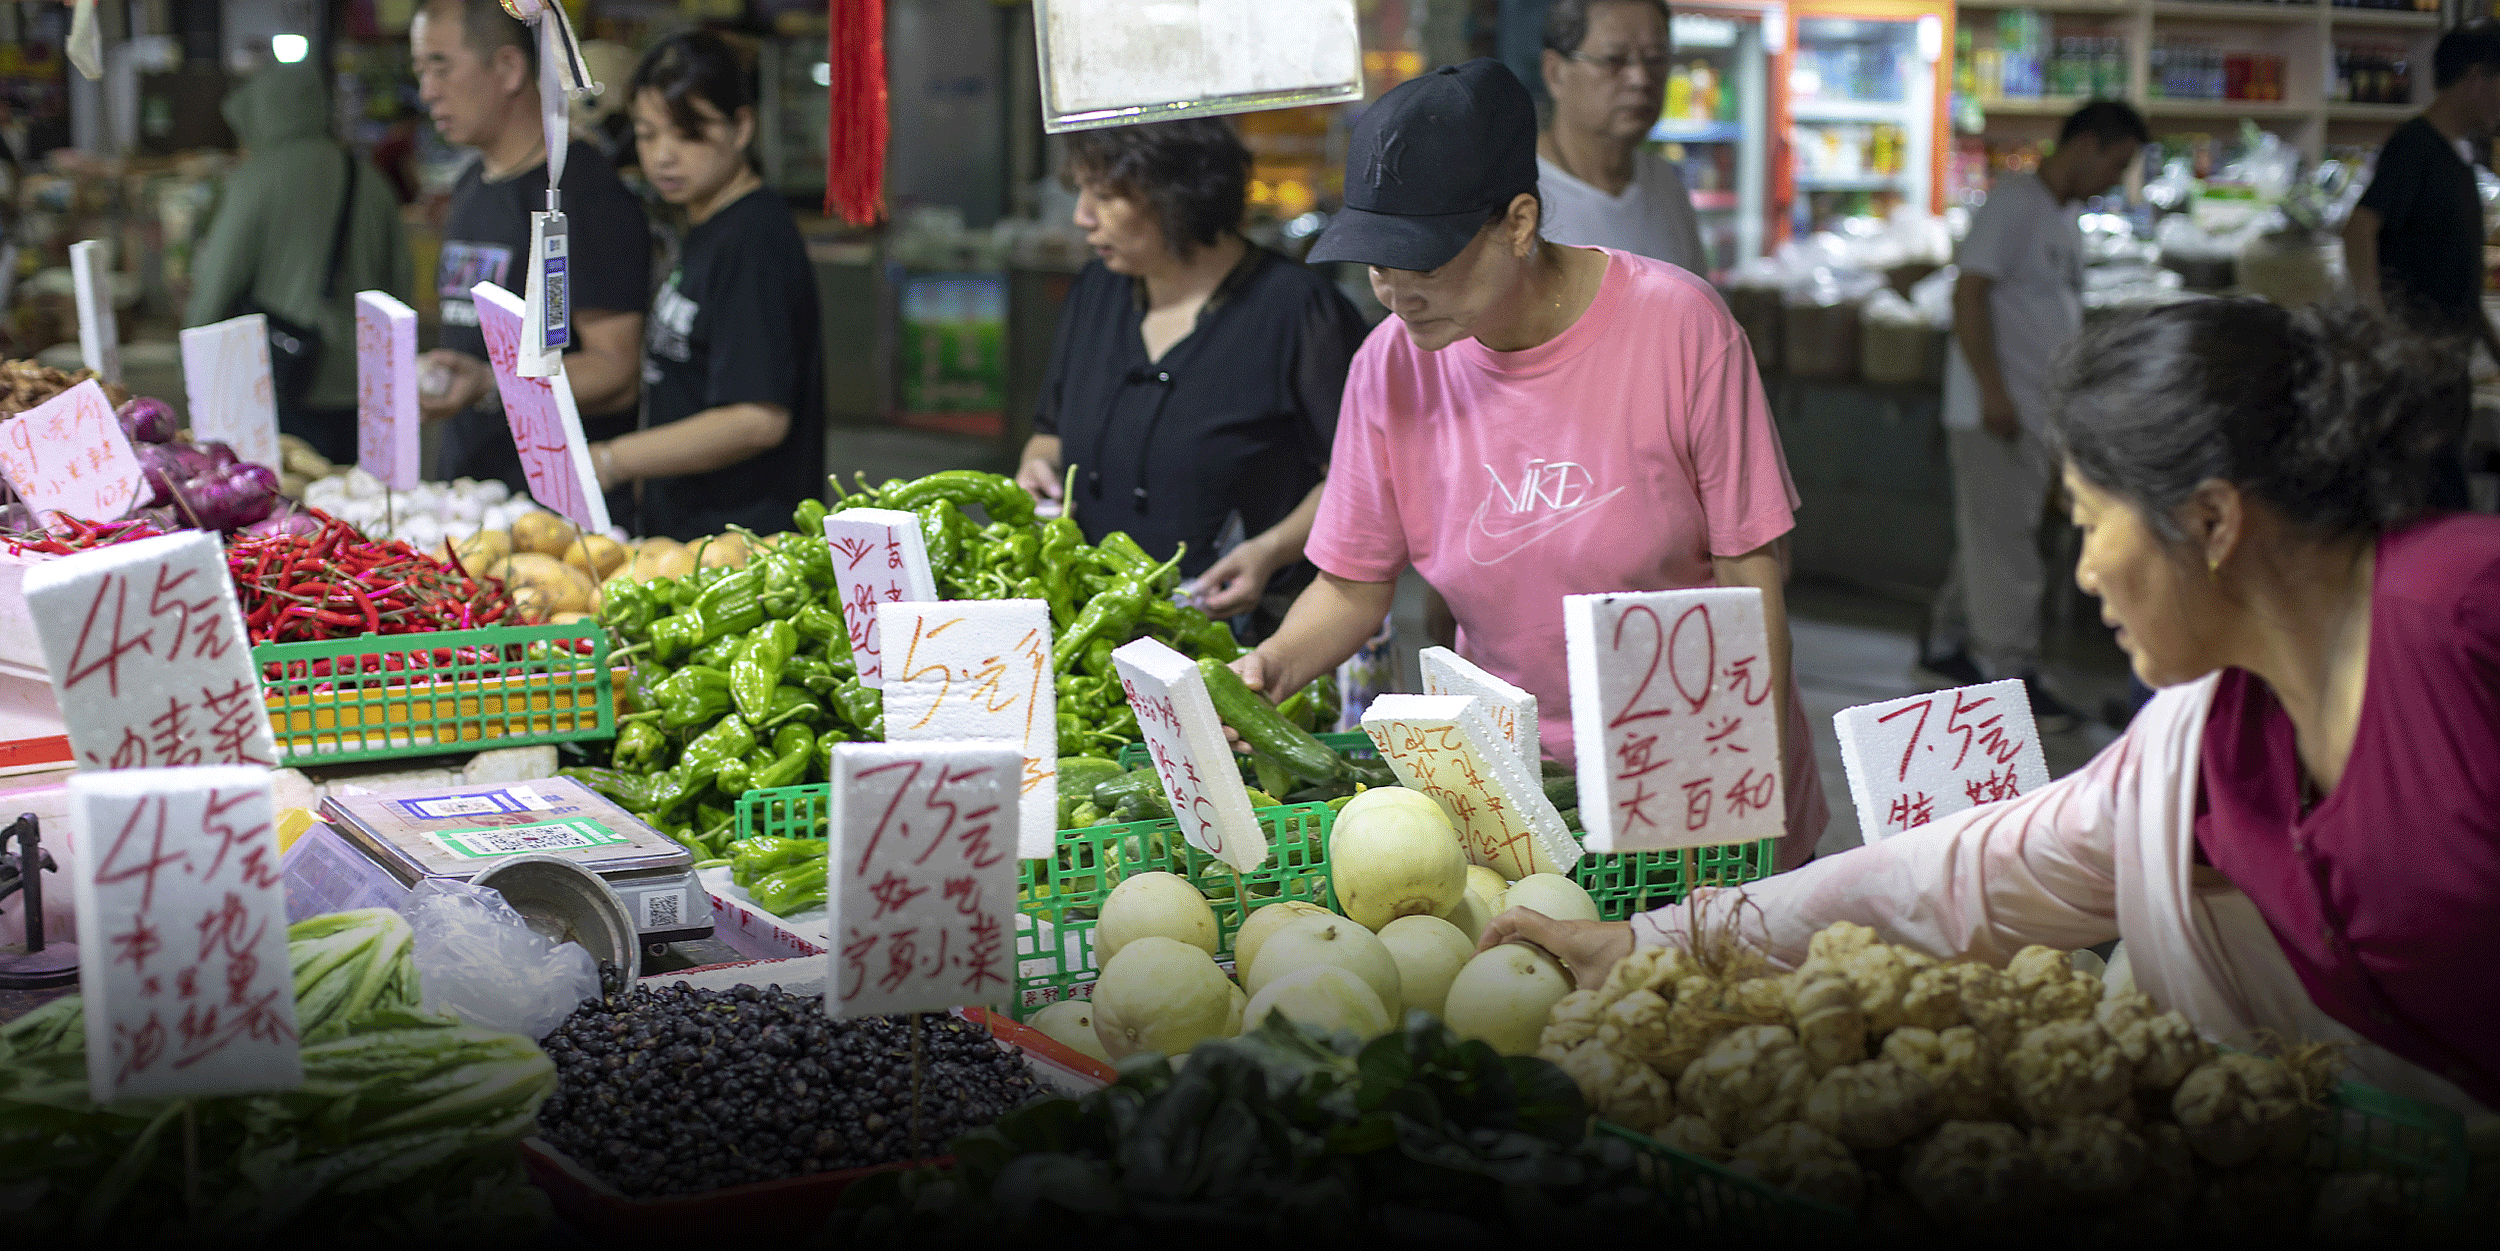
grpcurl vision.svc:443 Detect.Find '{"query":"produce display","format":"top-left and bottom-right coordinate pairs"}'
top-left (297, 463), bottom-right (560, 554)
top-left (0, 359), bottom-right (127, 413)
top-left (534, 984), bottom-right (1042, 1197)
top-left (228, 509), bottom-right (519, 642)
top-left (1533, 917), bottom-right (2418, 1241)
top-left (0, 909), bottom-right (554, 1238)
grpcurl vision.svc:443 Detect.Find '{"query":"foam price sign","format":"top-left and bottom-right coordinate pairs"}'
top-left (1419, 646), bottom-right (1540, 775)
top-left (1564, 587), bottom-right (1782, 852)
top-left (825, 741), bottom-right (1020, 1017)
top-left (877, 599), bottom-right (1056, 858)
top-left (179, 314), bottom-right (282, 473)
top-left (356, 291), bottom-right (421, 490)
top-left (69, 765), bottom-right (300, 1102)
top-left (1110, 637), bottom-right (1267, 872)
top-left (472, 281), bottom-right (609, 535)
top-left (1833, 679), bottom-right (2049, 841)
top-left (0, 379), bottom-right (146, 526)
top-left (823, 507), bottom-right (937, 688)
top-left (71, 239), bottom-right (120, 384)
top-left (22, 531), bottom-right (280, 770)
top-left (1362, 693), bottom-right (1579, 879)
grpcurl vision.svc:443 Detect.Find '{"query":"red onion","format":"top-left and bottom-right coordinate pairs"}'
top-left (114, 397), bottom-right (179, 444)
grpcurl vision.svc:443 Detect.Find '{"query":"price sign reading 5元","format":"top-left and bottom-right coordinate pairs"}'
top-left (823, 507), bottom-right (938, 688)
top-left (1111, 637), bottom-right (1268, 873)
top-left (877, 599), bottom-right (1056, 859)
top-left (825, 741), bottom-right (1020, 1018)
top-left (1833, 679), bottom-right (2050, 840)
top-left (1563, 587), bottom-right (1783, 853)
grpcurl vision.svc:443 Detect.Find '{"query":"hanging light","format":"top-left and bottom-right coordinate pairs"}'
top-left (271, 33), bottom-right (309, 64)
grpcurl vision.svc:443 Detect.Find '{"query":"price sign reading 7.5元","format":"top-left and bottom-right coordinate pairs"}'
top-left (878, 599), bottom-right (1056, 859)
top-left (825, 742), bottom-right (1020, 1018)
top-left (1833, 679), bottom-right (2050, 840)
top-left (1563, 587), bottom-right (1782, 853)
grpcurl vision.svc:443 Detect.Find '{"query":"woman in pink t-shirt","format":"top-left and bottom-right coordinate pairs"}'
top-left (1240, 59), bottom-right (1830, 867)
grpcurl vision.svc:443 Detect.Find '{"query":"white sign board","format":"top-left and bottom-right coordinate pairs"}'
top-left (23, 531), bottom-right (281, 770)
top-left (1564, 588), bottom-right (1783, 852)
top-left (1833, 680), bottom-right (2051, 840)
top-left (824, 508), bottom-right (938, 688)
top-left (1419, 646), bottom-right (1540, 775)
top-left (1035, 0), bottom-right (1362, 132)
top-left (70, 766), bottom-right (300, 1102)
top-left (1362, 693), bottom-right (1580, 880)
top-left (179, 314), bottom-right (283, 474)
top-left (825, 741), bottom-right (1020, 1017)
top-left (1111, 637), bottom-right (1267, 873)
top-left (472, 281), bottom-right (610, 535)
top-left (0, 379), bottom-right (146, 525)
top-left (877, 599), bottom-right (1057, 859)
top-left (355, 291), bottom-right (421, 490)
top-left (70, 239), bottom-right (120, 384)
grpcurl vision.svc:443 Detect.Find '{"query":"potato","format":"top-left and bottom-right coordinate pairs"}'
top-left (489, 552), bottom-right (594, 616)
top-left (562, 533), bottom-right (628, 580)
top-left (548, 611), bottom-right (595, 625)
top-left (510, 510), bottom-right (581, 556)
top-left (693, 532), bottom-right (751, 569)
top-left (631, 539), bottom-right (696, 581)
top-left (451, 529), bottom-right (512, 573)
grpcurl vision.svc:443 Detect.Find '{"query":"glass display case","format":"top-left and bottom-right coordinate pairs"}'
top-left (1782, 4), bottom-right (1948, 237)
top-left (1652, 7), bottom-right (1774, 279)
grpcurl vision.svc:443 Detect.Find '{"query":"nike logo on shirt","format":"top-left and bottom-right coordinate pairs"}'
top-left (1465, 458), bottom-right (1627, 564)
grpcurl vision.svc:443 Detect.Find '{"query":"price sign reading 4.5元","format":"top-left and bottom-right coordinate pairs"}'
top-left (1563, 587), bottom-right (1782, 853)
top-left (21, 530), bottom-right (280, 770)
top-left (70, 766), bottom-right (300, 1102)
top-left (1362, 693), bottom-right (1579, 879)
top-left (825, 742), bottom-right (1020, 1018)
top-left (0, 379), bottom-right (146, 526)
top-left (1833, 679), bottom-right (2049, 840)
top-left (355, 291), bottom-right (421, 491)
top-left (472, 281), bottom-right (609, 535)
top-left (1111, 637), bottom-right (1267, 873)
top-left (823, 507), bottom-right (937, 688)
top-left (178, 314), bottom-right (282, 474)
top-left (1419, 646), bottom-right (1540, 775)
top-left (878, 599), bottom-right (1056, 859)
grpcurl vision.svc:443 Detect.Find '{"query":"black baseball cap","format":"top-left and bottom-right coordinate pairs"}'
top-left (1307, 59), bottom-right (1539, 273)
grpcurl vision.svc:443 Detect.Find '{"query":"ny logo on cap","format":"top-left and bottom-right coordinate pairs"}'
top-left (1367, 130), bottom-right (1407, 189)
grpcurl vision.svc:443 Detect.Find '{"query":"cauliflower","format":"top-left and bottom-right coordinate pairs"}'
top-left (2093, 992), bottom-right (2213, 1094)
top-left (1901, 1120), bottom-right (2041, 1225)
top-left (2007, 944), bottom-right (2103, 1027)
top-left (1600, 943), bottom-right (1691, 1004)
top-left (1881, 1025), bottom-right (2001, 1122)
top-left (2309, 1171), bottom-right (2412, 1244)
top-left (1897, 963), bottom-right (1966, 1032)
top-left (1550, 1039), bottom-right (1677, 1133)
top-left (1594, 988), bottom-right (1672, 1059)
top-left (1652, 1113), bottom-right (1726, 1160)
top-left (1803, 1058), bottom-right (1940, 1150)
top-left (1729, 1122), bottom-right (1864, 1210)
top-left (2172, 1053), bottom-right (2314, 1168)
top-left (2004, 1019), bottom-right (2132, 1125)
top-left (2030, 1113), bottom-right (2148, 1205)
top-left (1784, 965), bottom-right (1868, 1076)
top-left (1676, 1024), bottom-right (1815, 1144)
top-left (1539, 988), bottom-right (1605, 1053)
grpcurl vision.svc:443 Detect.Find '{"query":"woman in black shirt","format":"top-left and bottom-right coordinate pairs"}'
top-left (1019, 120), bottom-right (1371, 638)
top-left (588, 30), bottom-right (823, 539)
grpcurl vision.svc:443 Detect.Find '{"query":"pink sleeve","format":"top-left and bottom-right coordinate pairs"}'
top-left (1686, 339), bottom-right (1802, 559)
top-left (1630, 730), bottom-right (2138, 967)
top-left (1303, 341), bottom-right (1409, 583)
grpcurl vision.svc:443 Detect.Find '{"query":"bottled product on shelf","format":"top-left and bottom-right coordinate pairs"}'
top-left (1957, 13), bottom-right (2127, 105)
top-left (2148, 42), bottom-right (2284, 102)
top-left (2334, 45), bottom-right (2416, 105)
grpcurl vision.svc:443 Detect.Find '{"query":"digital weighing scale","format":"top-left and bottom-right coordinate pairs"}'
top-left (312, 777), bottom-right (711, 952)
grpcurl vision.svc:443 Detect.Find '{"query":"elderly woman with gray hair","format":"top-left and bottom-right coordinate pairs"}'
top-left (1485, 298), bottom-right (2500, 1119)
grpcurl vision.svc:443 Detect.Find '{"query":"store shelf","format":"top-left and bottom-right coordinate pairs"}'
top-left (1791, 98), bottom-right (1915, 123)
top-left (2324, 102), bottom-right (2420, 121)
top-left (1957, 0), bottom-right (2133, 11)
top-left (1796, 173), bottom-right (1908, 191)
top-left (1651, 120), bottom-right (1746, 143)
top-left (1977, 95), bottom-right (2091, 117)
top-left (1691, 191), bottom-right (1740, 211)
top-left (2150, 1), bottom-right (2323, 23)
top-left (2327, 8), bottom-right (2441, 28)
top-left (2142, 98), bottom-right (2313, 119)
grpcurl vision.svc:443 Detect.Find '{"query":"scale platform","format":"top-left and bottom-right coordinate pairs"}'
top-left (312, 777), bottom-right (711, 949)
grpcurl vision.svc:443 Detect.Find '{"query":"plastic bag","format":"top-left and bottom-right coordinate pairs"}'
top-left (1908, 265), bottom-right (1957, 327)
top-left (402, 877), bottom-right (601, 1039)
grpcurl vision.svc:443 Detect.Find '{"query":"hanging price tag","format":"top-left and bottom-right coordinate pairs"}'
top-left (1833, 680), bottom-right (2050, 841)
top-left (1563, 587), bottom-right (1783, 853)
top-left (1418, 646), bottom-right (1540, 776)
top-left (179, 314), bottom-right (283, 474)
top-left (877, 600), bottom-right (1056, 859)
top-left (69, 239), bottom-right (119, 384)
top-left (518, 210), bottom-right (569, 377)
top-left (825, 741), bottom-right (1020, 1017)
top-left (472, 281), bottom-right (609, 535)
top-left (355, 291), bottom-right (421, 490)
top-left (70, 765), bottom-right (300, 1103)
top-left (1362, 693), bottom-right (1579, 879)
top-left (823, 508), bottom-right (938, 688)
top-left (1111, 638), bottom-right (1268, 873)
top-left (0, 379), bottom-right (146, 526)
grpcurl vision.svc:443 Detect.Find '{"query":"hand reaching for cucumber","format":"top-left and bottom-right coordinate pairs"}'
top-left (1221, 652), bottom-right (1271, 754)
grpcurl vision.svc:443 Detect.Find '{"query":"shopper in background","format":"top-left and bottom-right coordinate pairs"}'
top-left (1921, 100), bottom-right (2147, 732)
top-left (584, 31), bottom-right (821, 540)
top-left (185, 60), bottom-right (413, 465)
top-left (1534, 0), bottom-right (1708, 275)
top-left (1486, 298), bottom-right (2500, 1118)
top-left (1017, 119), bottom-right (1368, 639)
top-left (1238, 60), bottom-right (1829, 870)
top-left (2342, 18), bottom-right (2500, 512)
top-left (411, 0), bottom-right (647, 513)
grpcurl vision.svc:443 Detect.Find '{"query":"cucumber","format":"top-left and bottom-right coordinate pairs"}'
top-left (1541, 773), bottom-right (1578, 811)
top-left (1090, 771), bottom-right (1171, 821)
top-left (1196, 657), bottom-right (1344, 785)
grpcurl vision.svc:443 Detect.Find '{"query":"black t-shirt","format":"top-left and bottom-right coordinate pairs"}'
top-left (433, 145), bottom-right (651, 495)
top-left (637, 189), bottom-right (824, 540)
top-left (2358, 117), bottom-right (2486, 334)
top-left (1034, 245), bottom-right (1369, 590)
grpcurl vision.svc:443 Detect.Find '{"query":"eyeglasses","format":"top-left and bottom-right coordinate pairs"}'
top-left (1566, 49), bottom-right (1672, 78)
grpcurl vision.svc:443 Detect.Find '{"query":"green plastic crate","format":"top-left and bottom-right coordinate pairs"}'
top-left (734, 782), bottom-right (832, 843)
top-left (254, 622), bottom-right (613, 766)
top-left (1598, 1120), bottom-right (1853, 1236)
top-left (1113, 730), bottom-right (1372, 772)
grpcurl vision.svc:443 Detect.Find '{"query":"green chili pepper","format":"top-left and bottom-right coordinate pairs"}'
top-left (832, 677), bottom-right (883, 730)
top-left (650, 568), bottom-right (768, 660)
top-left (561, 766), bottom-right (661, 811)
top-left (730, 620), bottom-right (798, 720)
top-left (762, 684), bottom-right (820, 727)
top-left (716, 756), bottom-right (752, 795)
top-left (627, 658), bottom-right (670, 716)
top-left (794, 604), bottom-right (846, 651)
top-left (914, 501), bottom-right (973, 584)
top-left (598, 581), bottom-right (661, 642)
top-left (1053, 546), bottom-right (1184, 672)
top-left (677, 714), bottom-right (754, 793)
top-left (613, 720), bottom-right (667, 771)
top-left (689, 634), bottom-right (742, 670)
top-left (752, 724), bottom-right (816, 790)
top-left (655, 666), bottom-right (732, 729)
top-left (881, 469), bottom-right (1038, 527)
top-left (730, 833), bottom-right (818, 887)
top-left (793, 497), bottom-right (829, 536)
top-left (754, 858), bottom-right (828, 915)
